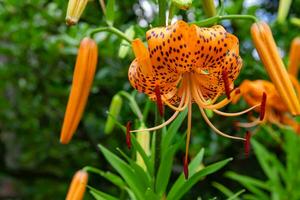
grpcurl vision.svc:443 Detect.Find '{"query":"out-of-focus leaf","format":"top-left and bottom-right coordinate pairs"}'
top-left (88, 186), bottom-right (119, 200)
top-left (118, 26), bottom-right (135, 58)
top-left (226, 189), bottom-right (245, 200)
top-left (105, 0), bottom-right (115, 26)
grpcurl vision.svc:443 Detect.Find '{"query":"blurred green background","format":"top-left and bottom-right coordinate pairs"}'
top-left (0, 0), bottom-right (299, 199)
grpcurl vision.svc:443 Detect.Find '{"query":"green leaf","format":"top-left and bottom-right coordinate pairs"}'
top-left (155, 143), bottom-right (180, 195)
top-left (105, 0), bottom-right (115, 26)
top-left (167, 158), bottom-right (232, 200)
top-left (98, 144), bottom-right (145, 200)
top-left (161, 108), bottom-right (188, 154)
top-left (118, 26), bottom-right (135, 58)
top-left (145, 188), bottom-right (161, 200)
top-left (84, 166), bottom-right (125, 188)
top-left (116, 147), bottom-right (150, 189)
top-left (225, 171), bottom-right (269, 190)
top-left (227, 189), bottom-right (245, 200)
top-left (88, 186), bottom-right (119, 200)
top-left (212, 182), bottom-right (235, 198)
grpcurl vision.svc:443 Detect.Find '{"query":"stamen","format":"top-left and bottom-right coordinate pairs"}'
top-left (237, 118), bottom-right (261, 128)
top-left (213, 104), bottom-right (260, 117)
top-left (222, 70), bottom-right (231, 99)
top-left (244, 131), bottom-right (251, 158)
top-left (183, 156), bottom-right (189, 179)
top-left (130, 92), bottom-right (189, 133)
top-left (184, 99), bottom-right (192, 180)
top-left (154, 85), bottom-right (164, 117)
top-left (126, 121), bottom-right (132, 149)
top-left (260, 92), bottom-right (267, 121)
top-left (199, 107), bottom-right (245, 141)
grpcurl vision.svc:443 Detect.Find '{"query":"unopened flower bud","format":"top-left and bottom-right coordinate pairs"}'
top-left (66, 0), bottom-right (88, 26)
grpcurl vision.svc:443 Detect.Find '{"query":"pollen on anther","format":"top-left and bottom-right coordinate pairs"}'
top-left (222, 70), bottom-right (231, 99)
top-left (154, 85), bottom-right (164, 117)
top-left (126, 121), bottom-right (132, 149)
top-left (183, 156), bottom-right (189, 179)
top-left (260, 92), bottom-right (267, 121)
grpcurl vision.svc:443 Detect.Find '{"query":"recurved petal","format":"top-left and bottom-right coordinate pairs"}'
top-left (60, 37), bottom-right (98, 144)
top-left (128, 59), bottom-right (180, 101)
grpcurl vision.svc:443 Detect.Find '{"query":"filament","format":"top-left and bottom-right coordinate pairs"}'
top-left (199, 106), bottom-right (245, 141)
top-left (213, 104), bottom-right (260, 117)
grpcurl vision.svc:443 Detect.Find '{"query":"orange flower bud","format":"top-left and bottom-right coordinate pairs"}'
top-left (288, 37), bottom-right (300, 77)
top-left (60, 37), bottom-right (98, 144)
top-left (66, 170), bottom-right (88, 200)
top-left (251, 21), bottom-right (300, 115)
top-left (66, 0), bottom-right (88, 26)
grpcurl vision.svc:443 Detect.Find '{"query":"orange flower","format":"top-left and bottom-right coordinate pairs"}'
top-left (251, 21), bottom-right (300, 115)
top-left (128, 20), bottom-right (264, 178)
top-left (233, 80), bottom-right (300, 134)
top-left (66, 170), bottom-right (88, 200)
top-left (288, 37), bottom-right (300, 77)
top-left (60, 37), bottom-right (98, 144)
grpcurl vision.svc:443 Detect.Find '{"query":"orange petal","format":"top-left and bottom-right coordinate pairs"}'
top-left (251, 21), bottom-right (300, 115)
top-left (66, 170), bottom-right (88, 200)
top-left (288, 37), bottom-right (300, 77)
top-left (60, 37), bottom-right (98, 144)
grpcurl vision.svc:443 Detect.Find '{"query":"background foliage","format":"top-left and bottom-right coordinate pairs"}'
top-left (0, 0), bottom-right (299, 199)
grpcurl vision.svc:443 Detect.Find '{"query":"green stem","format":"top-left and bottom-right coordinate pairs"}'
top-left (193, 14), bottom-right (258, 27)
top-left (158, 0), bottom-right (167, 26)
top-left (168, 3), bottom-right (176, 25)
top-left (88, 27), bottom-right (132, 43)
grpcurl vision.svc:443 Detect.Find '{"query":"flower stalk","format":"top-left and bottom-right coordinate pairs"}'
top-left (60, 37), bottom-right (98, 144)
top-left (251, 21), bottom-right (300, 115)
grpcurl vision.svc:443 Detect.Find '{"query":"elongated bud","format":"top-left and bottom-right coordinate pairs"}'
top-left (172, 0), bottom-right (192, 10)
top-left (66, 170), bottom-right (88, 200)
top-left (288, 37), bottom-right (300, 77)
top-left (277, 0), bottom-right (292, 24)
top-left (201, 0), bottom-right (216, 17)
top-left (126, 121), bottom-right (132, 149)
top-left (131, 39), bottom-right (153, 75)
top-left (251, 21), bottom-right (300, 115)
top-left (60, 37), bottom-right (98, 144)
top-left (136, 123), bottom-right (150, 170)
top-left (244, 131), bottom-right (251, 158)
top-left (104, 94), bottom-right (123, 134)
top-left (66, 0), bottom-right (88, 26)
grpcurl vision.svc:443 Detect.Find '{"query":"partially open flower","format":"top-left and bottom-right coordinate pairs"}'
top-left (128, 20), bottom-right (264, 178)
top-left (60, 37), bottom-right (98, 144)
top-left (66, 170), bottom-right (88, 200)
top-left (251, 21), bottom-right (300, 115)
top-left (66, 0), bottom-right (88, 26)
top-left (288, 37), bottom-right (300, 77)
top-left (232, 80), bottom-right (300, 134)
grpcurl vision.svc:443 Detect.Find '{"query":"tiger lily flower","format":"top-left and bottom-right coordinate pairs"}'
top-left (232, 80), bottom-right (300, 134)
top-left (128, 20), bottom-right (265, 178)
top-left (251, 21), bottom-right (300, 115)
top-left (288, 37), bottom-right (300, 77)
top-left (66, 170), bottom-right (88, 200)
top-left (66, 0), bottom-right (88, 25)
top-left (60, 37), bottom-right (98, 144)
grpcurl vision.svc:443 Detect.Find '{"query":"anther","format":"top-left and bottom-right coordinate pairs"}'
top-left (126, 121), bottom-right (132, 149)
top-left (154, 85), bottom-right (164, 117)
top-left (244, 131), bottom-right (251, 158)
top-left (260, 92), bottom-right (267, 121)
top-left (222, 70), bottom-right (231, 99)
top-left (183, 156), bottom-right (189, 180)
